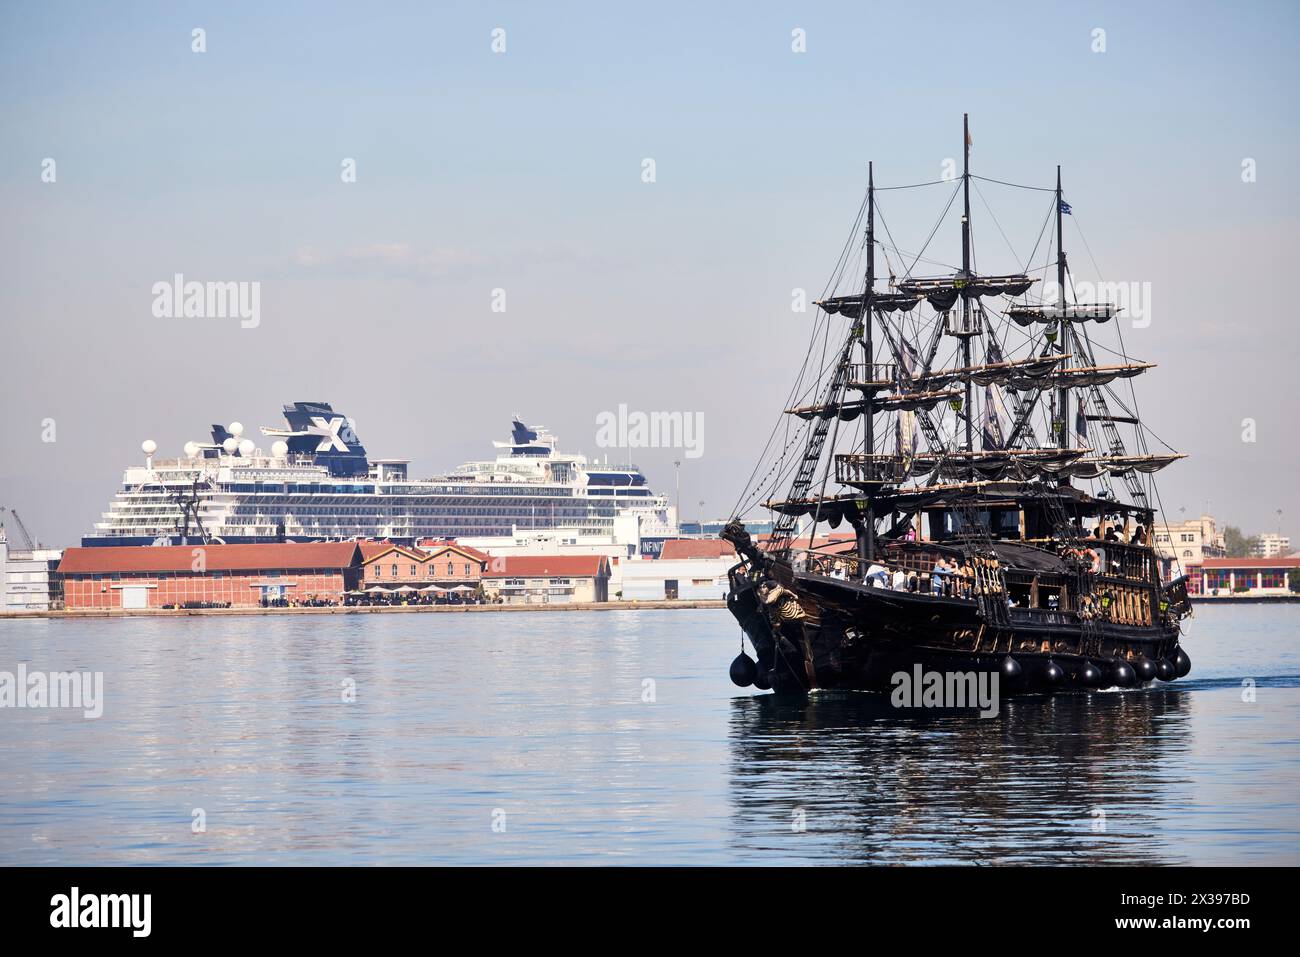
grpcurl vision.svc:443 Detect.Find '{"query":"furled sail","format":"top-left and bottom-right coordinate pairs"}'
top-left (909, 354), bottom-right (1065, 391)
top-left (1006, 303), bottom-right (1117, 326)
top-left (816, 291), bottom-right (920, 318)
top-left (817, 275), bottom-right (1036, 317)
top-left (1037, 362), bottom-right (1154, 389)
top-left (897, 274), bottom-right (1035, 311)
top-left (764, 493), bottom-right (869, 528)
top-left (874, 388), bottom-right (963, 412)
top-left (765, 476), bottom-right (1147, 524)
top-left (835, 448), bottom-right (1092, 486)
top-left (1054, 453), bottom-right (1186, 477)
top-left (910, 448), bottom-right (1090, 481)
top-left (787, 388), bottom-right (962, 420)
top-left (785, 399), bottom-right (870, 422)
top-left (1095, 453), bottom-right (1186, 475)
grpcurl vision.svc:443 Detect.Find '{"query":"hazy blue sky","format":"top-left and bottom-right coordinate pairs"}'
top-left (1, 0), bottom-right (1297, 546)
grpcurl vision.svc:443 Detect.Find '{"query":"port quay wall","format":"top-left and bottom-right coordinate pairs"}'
top-left (1, 600), bottom-right (727, 620)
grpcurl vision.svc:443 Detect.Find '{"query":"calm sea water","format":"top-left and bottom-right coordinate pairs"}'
top-left (0, 604), bottom-right (1297, 865)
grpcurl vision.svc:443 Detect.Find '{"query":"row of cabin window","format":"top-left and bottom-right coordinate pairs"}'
top-left (371, 563), bottom-right (475, 577)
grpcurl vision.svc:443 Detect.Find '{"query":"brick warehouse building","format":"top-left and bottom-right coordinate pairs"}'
top-left (58, 543), bottom-right (362, 610)
top-left (359, 541), bottom-right (490, 591)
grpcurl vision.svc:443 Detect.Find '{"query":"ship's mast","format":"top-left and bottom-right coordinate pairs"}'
top-left (1054, 165), bottom-right (1070, 466)
top-left (961, 114), bottom-right (973, 476)
top-left (862, 162), bottom-right (876, 561)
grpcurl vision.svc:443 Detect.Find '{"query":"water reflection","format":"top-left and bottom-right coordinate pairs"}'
top-left (1, 606), bottom-right (1294, 864)
top-left (728, 688), bottom-right (1195, 864)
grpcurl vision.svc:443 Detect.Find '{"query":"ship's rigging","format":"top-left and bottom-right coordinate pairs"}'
top-left (733, 114), bottom-right (1184, 567)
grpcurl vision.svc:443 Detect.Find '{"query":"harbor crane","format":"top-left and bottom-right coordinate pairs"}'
top-left (1, 507), bottom-right (40, 549)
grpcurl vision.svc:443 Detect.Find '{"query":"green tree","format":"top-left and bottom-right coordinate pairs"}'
top-left (1222, 525), bottom-right (1260, 558)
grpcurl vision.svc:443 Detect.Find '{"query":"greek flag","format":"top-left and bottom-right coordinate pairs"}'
top-left (1059, 200), bottom-right (1073, 215)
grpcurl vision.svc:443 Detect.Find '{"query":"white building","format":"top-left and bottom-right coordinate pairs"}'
top-left (1152, 514), bottom-right (1226, 572)
top-left (614, 556), bottom-right (732, 601)
top-left (457, 513), bottom-right (644, 563)
top-left (1252, 533), bottom-right (1292, 559)
top-left (0, 530), bottom-right (64, 613)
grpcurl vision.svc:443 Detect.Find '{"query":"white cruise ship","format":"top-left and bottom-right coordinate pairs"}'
top-left (85, 402), bottom-right (678, 551)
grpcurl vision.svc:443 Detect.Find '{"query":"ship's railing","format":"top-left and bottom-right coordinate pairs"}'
top-left (1096, 539), bottom-right (1155, 582)
top-left (145, 453), bottom-right (323, 471)
top-left (131, 458), bottom-right (207, 471)
top-left (1051, 538), bottom-right (1155, 583)
top-left (846, 362), bottom-right (898, 387)
top-left (835, 453), bottom-right (909, 486)
top-left (787, 547), bottom-right (995, 601)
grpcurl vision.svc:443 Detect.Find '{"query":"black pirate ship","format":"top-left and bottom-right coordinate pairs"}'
top-left (722, 116), bottom-right (1193, 695)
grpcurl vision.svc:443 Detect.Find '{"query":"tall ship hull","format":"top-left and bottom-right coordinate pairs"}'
top-left (723, 522), bottom-right (1191, 696)
top-left (86, 403), bottom-right (677, 550)
top-left (723, 116), bottom-right (1193, 697)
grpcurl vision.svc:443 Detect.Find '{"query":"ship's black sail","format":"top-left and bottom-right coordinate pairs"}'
top-left (722, 116), bottom-right (1192, 696)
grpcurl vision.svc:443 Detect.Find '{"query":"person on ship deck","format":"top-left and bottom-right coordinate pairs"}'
top-left (931, 556), bottom-right (951, 596)
top-left (864, 562), bottom-right (889, 588)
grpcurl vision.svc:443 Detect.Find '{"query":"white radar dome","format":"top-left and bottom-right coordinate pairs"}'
top-left (271, 440), bottom-right (289, 457)
top-left (238, 438), bottom-right (255, 456)
top-left (222, 437), bottom-right (239, 454)
top-left (141, 439), bottom-right (157, 455)
top-left (183, 441), bottom-right (200, 457)
top-left (228, 422), bottom-right (244, 437)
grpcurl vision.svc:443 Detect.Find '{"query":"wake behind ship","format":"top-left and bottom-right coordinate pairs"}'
top-left (722, 116), bottom-right (1194, 697)
top-left (86, 402), bottom-right (676, 549)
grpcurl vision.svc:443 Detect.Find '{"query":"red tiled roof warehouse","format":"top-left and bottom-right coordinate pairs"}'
top-left (58, 543), bottom-right (362, 610)
top-left (358, 541), bottom-right (489, 588)
top-left (418, 539), bottom-right (493, 564)
top-left (481, 555), bottom-right (611, 604)
top-left (658, 540), bottom-right (737, 561)
top-left (481, 555), bottom-right (610, 578)
top-left (359, 541), bottom-right (406, 563)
